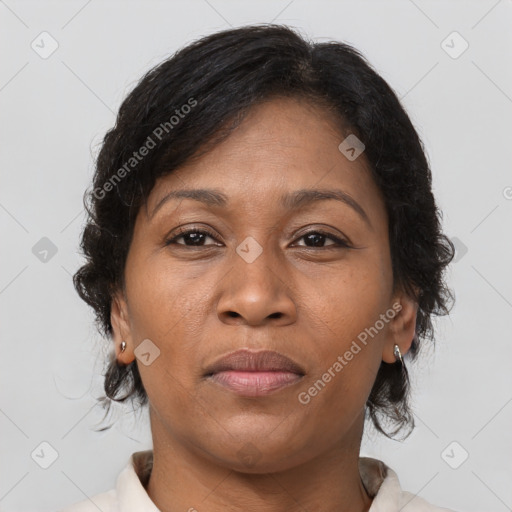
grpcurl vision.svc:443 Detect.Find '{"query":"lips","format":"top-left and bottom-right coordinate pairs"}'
top-left (204, 349), bottom-right (305, 376)
top-left (204, 349), bottom-right (305, 397)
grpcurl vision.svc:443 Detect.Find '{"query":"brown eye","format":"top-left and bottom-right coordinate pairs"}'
top-left (165, 229), bottom-right (220, 247)
top-left (294, 230), bottom-right (350, 249)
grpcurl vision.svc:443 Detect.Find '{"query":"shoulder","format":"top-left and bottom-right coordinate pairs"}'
top-left (58, 489), bottom-right (117, 512)
top-left (360, 457), bottom-right (459, 512)
top-left (398, 490), bottom-right (458, 511)
top-left (58, 450), bottom-right (155, 512)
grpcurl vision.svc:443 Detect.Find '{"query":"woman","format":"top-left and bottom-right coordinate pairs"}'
top-left (63, 24), bottom-right (456, 512)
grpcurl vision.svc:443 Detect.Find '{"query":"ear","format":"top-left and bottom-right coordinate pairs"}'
top-left (381, 291), bottom-right (418, 364)
top-left (111, 288), bottom-right (135, 365)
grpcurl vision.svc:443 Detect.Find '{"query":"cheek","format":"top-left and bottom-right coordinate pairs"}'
top-left (315, 261), bottom-right (391, 341)
top-left (126, 254), bottom-right (198, 336)
top-left (297, 356), bottom-right (378, 443)
top-left (299, 263), bottom-right (391, 402)
top-left (127, 258), bottom-right (225, 396)
top-left (299, 284), bottom-right (388, 419)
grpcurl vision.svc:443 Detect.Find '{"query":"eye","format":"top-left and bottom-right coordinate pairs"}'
top-left (165, 228), bottom-right (351, 249)
top-left (165, 228), bottom-right (221, 247)
top-left (292, 230), bottom-right (351, 249)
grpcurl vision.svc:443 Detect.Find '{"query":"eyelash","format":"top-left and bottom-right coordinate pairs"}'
top-left (165, 228), bottom-right (351, 249)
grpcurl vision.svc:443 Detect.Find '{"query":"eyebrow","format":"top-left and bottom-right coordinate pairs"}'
top-left (150, 187), bottom-right (371, 226)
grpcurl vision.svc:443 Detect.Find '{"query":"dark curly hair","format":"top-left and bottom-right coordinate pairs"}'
top-left (73, 24), bottom-right (454, 439)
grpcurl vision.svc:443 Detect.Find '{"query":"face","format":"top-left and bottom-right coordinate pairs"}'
top-left (112, 96), bottom-right (417, 473)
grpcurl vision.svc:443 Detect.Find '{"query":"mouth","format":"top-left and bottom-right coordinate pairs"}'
top-left (204, 349), bottom-right (305, 397)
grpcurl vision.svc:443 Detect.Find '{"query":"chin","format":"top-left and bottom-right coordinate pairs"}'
top-left (199, 431), bottom-right (310, 474)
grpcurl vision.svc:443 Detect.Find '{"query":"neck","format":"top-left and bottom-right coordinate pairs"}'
top-left (145, 409), bottom-right (372, 512)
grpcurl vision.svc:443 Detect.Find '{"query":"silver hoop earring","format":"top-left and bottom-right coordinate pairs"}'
top-left (393, 344), bottom-right (403, 365)
top-left (120, 340), bottom-right (127, 353)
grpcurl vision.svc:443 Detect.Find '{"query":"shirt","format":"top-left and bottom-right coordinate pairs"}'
top-left (59, 450), bottom-right (457, 512)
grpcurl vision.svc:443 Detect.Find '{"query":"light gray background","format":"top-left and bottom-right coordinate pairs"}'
top-left (1, 1), bottom-right (511, 511)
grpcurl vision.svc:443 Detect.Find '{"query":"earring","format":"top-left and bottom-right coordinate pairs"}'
top-left (120, 340), bottom-right (127, 353)
top-left (393, 344), bottom-right (403, 365)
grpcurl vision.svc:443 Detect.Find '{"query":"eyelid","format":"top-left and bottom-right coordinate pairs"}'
top-left (292, 229), bottom-right (351, 248)
top-left (292, 225), bottom-right (352, 247)
top-left (166, 225), bottom-right (220, 245)
top-left (166, 225), bottom-right (351, 248)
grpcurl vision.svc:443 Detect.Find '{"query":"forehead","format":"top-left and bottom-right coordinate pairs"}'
top-left (178, 97), bottom-right (353, 176)
top-left (145, 96), bottom-right (384, 220)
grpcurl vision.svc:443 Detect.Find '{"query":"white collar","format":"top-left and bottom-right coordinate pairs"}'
top-left (111, 450), bottom-right (452, 512)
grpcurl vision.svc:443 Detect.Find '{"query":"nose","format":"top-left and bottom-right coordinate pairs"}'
top-left (216, 244), bottom-right (297, 327)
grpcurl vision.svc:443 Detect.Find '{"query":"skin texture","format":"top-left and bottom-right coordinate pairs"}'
top-left (111, 96), bottom-right (418, 512)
